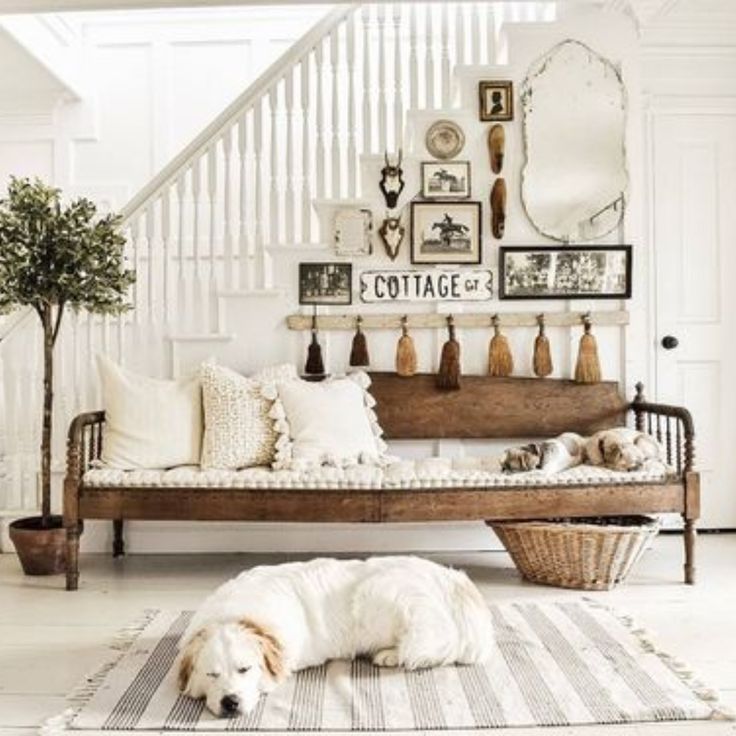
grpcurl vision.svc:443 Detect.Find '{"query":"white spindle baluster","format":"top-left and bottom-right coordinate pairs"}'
top-left (393, 4), bottom-right (403, 150)
top-left (455, 4), bottom-right (466, 67)
top-left (346, 15), bottom-right (357, 198)
top-left (330, 28), bottom-right (341, 198)
top-left (191, 158), bottom-right (207, 331)
top-left (207, 144), bottom-right (218, 328)
top-left (315, 42), bottom-right (326, 198)
top-left (471, 3), bottom-right (481, 64)
top-left (361, 6), bottom-right (372, 153)
top-left (269, 85), bottom-right (279, 247)
top-left (145, 203), bottom-right (155, 325)
top-left (486, 4), bottom-right (495, 65)
top-left (300, 56), bottom-right (312, 243)
top-left (441, 4), bottom-right (451, 107)
top-left (285, 70), bottom-right (296, 243)
top-left (176, 174), bottom-right (188, 321)
top-left (130, 216), bottom-right (143, 325)
top-left (425, 5), bottom-right (435, 109)
top-left (222, 129), bottom-right (235, 290)
top-left (160, 188), bottom-right (172, 324)
top-left (409, 4), bottom-right (418, 110)
top-left (237, 114), bottom-right (250, 289)
top-left (253, 100), bottom-right (265, 289)
top-left (377, 4), bottom-right (388, 151)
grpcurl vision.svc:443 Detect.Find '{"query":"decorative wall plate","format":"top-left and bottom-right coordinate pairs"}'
top-left (425, 120), bottom-right (465, 160)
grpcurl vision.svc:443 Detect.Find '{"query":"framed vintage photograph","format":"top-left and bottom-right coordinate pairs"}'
top-left (334, 208), bottom-right (372, 256)
top-left (499, 245), bottom-right (632, 300)
top-left (421, 161), bottom-right (471, 199)
top-left (298, 262), bottom-right (352, 305)
top-left (479, 80), bottom-right (513, 121)
top-left (411, 201), bottom-right (482, 265)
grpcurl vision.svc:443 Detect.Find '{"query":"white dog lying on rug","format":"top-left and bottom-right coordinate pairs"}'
top-left (500, 428), bottom-right (664, 474)
top-left (177, 556), bottom-right (493, 718)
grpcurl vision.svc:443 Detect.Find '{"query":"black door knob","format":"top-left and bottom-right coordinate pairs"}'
top-left (661, 335), bottom-right (679, 350)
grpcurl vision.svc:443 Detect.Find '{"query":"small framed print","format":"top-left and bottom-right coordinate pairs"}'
top-left (411, 201), bottom-right (482, 265)
top-left (499, 245), bottom-right (632, 300)
top-left (299, 262), bottom-right (352, 306)
top-left (479, 80), bottom-right (513, 121)
top-left (421, 161), bottom-right (471, 199)
top-left (334, 208), bottom-right (372, 256)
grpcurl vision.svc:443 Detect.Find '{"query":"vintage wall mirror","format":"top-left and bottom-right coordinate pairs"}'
top-left (521, 40), bottom-right (628, 242)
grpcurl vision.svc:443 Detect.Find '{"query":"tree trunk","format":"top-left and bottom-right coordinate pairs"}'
top-left (40, 306), bottom-right (54, 526)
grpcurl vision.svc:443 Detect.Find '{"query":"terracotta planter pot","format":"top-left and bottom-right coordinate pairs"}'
top-left (9, 515), bottom-right (66, 575)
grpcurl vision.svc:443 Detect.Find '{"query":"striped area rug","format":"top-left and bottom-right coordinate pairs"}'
top-left (50, 602), bottom-right (725, 733)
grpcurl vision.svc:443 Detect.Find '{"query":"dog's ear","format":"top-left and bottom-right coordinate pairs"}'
top-left (240, 620), bottom-right (286, 683)
top-left (177, 628), bottom-right (207, 693)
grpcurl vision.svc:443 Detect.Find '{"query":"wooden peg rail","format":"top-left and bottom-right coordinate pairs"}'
top-left (286, 310), bottom-right (630, 332)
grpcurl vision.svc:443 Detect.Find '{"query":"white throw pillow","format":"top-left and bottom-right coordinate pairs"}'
top-left (200, 363), bottom-right (297, 469)
top-left (97, 355), bottom-right (202, 470)
top-left (266, 371), bottom-right (388, 470)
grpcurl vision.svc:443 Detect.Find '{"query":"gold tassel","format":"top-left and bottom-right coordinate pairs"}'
top-left (304, 311), bottom-right (325, 376)
top-left (575, 314), bottom-right (602, 383)
top-left (488, 314), bottom-right (513, 377)
top-left (396, 316), bottom-right (417, 377)
top-left (436, 315), bottom-right (461, 390)
top-left (533, 314), bottom-right (553, 378)
top-left (349, 315), bottom-right (369, 367)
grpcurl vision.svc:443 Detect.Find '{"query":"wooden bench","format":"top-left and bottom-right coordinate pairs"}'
top-left (63, 375), bottom-right (699, 591)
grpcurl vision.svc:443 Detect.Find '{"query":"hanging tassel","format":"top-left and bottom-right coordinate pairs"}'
top-left (574, 314), bottom-right (602, 383)
top-left (396, 315), bottom-right (417, 377)
top-left (533, 313), bottom-right (553, 378)
top-left (488, 314), bottom-right (513, 377)
top-left (349, 315), bottom-right (370, 367)
top-left (304, 311), bottom-right (325, 376)
top-left (436, 315), bottom-right (461, 390)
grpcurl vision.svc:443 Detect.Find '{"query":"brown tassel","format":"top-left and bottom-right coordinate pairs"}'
top-left (304, 312), bottom-right (325, 376)
top-left (396, 316), bottom-right (417, 377)
top-left (349, 316), bottom-right (369, 367)
top-left (532, 314), bottom-right (553, 378)
top-left (436, 315), bottom-right (461, 390)
top-left (488, 314), bottom-right (513, 377)
top-left (574, 315), bottom-right (602, 384)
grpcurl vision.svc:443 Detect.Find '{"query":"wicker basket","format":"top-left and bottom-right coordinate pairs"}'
top-left (492, 516), bottom-right (660, 591)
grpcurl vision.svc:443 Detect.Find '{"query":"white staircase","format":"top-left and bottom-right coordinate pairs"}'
top-left (0, 2), bottom-right (568, 515)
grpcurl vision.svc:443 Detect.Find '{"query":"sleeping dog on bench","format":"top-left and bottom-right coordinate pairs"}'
top-left (177, 557), bottom-right (493, 718)
top-left (501, 428), bottom-right (663, 474)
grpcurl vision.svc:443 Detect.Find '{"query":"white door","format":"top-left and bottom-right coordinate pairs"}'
top-left (653, 111), bottom-right (736, 529)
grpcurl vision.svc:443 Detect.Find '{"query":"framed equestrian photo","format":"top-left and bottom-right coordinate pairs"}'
top-left (411, 201), bottom-right (482, 265)
top-left (499, 245), bottom-right (632, 300)
top-left (299, 262), bottom-right (352, 305)
top-left (421, 161), bottom-right (471, 199)
top-left (479, 80), bottom-right (513, 121)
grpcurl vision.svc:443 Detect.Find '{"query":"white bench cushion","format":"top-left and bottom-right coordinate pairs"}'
top-left (83, 458), bottom-right (668, 490)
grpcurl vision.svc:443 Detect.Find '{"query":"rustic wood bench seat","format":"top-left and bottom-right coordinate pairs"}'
top-left (63, 374), bottom-right (699, 591)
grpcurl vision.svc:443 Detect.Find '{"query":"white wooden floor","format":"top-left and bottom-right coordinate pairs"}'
top-left (1, 534), bottom-right (735, 736)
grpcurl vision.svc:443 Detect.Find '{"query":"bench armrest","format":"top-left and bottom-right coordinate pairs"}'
top-left (66, 411), bottom-right (106, 482)
top-left (630, 383), bottom-right (695, 475)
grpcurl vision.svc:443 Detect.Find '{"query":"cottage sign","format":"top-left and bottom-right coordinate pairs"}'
top-left (360, 268), bottom-right (493, 303)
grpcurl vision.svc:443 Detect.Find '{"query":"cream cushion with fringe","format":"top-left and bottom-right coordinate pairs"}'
top-left (97, 354), bottom-right (202, 470)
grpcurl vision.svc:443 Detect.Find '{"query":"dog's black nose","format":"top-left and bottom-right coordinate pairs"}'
top-left (220, 694), bottom-right (240, 716)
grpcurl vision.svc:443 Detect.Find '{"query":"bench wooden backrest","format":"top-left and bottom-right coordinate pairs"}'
top-left (369, 373), bottom-right (628, 440)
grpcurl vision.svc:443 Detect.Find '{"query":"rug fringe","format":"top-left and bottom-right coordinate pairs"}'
top-left (39, 609), bottom-right (160, 736)
top-left (583, 597), bottom-right (734, 721)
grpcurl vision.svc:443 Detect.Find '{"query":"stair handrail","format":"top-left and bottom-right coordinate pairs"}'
top-left (120, 2), bottom-right (360, 224)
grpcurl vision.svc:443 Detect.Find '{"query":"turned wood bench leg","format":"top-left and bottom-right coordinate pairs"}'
top-left (66, 523), bottom-right (81, 591)
top-left (113, 519), bottom-right (125, 558)
top-left (683, 471), bottom-right (700, 585)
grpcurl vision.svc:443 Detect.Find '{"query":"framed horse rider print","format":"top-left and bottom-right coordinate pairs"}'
top-left (410, 201), bottom-right (482, 264)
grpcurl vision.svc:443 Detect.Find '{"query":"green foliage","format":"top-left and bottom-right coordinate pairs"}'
top-left (0, 177), bottom-right (135, 323)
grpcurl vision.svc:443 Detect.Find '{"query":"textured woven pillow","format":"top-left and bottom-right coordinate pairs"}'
top-left (97, 355), bottom-right (202, 470)
top-left (200, 363), bottom-right (297, 469)
top-left (266, 371), bottom-right (388, 471)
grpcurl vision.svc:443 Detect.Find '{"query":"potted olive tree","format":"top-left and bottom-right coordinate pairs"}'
top-left (0, 177), bottom-right (134, 575)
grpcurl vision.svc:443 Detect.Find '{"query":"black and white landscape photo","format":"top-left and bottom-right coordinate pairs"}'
top-left (421, 161), bottom-right (471, 199)
top-left (500, 245), bottom-right (632, 299)
top-left (411, 201), bottom-right (482, 264)
top-left (299, 263), bottom-right (352, 305)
